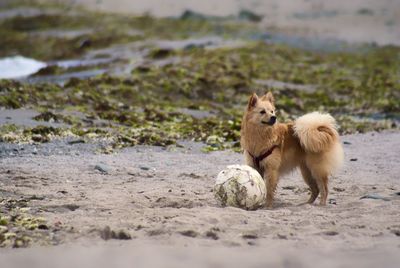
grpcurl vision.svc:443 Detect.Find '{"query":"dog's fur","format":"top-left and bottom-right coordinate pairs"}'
top-left (240, 92), bottom-right (343, 208)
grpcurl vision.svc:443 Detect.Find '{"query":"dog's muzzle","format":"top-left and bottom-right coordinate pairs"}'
top-left (262, 116), bottom-right (276, 126)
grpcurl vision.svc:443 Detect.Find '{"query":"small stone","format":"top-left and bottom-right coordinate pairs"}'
top-left (242, 233), bottom-right (258, 239)
top-left (350, 158), bottom-right (358, 161)
top-left (95, 163), bottom-right (110, 174)
top-left (323, 231), bottom-right (339, 236)
top-left (179, 230), bottom-right (198, 238)
top-left (333, 187), bottom-right (345, 192)
top-left (343, 141), bottom-right (351, 145)
top-left (205, 230), bottom-right (219, 240)
top-left (111, 230), bottom-right (132, 240)
top-left (329, 199), bottom-right (337, 205)
top-left (38, 224), bottom-right (49, 230)
top-left (63, 204), bottom-right (80, 211)
top-left (139, 166), bottom-right (151, 171)
top-left (360, 193), bottom-right (390, 201)
top-left (391, 230), bottom-right (400, 236)
top-left (277, 233), bottom-right (287, 239)
top-left (68, 139), bottom-right (85, 145)
top-left (32, 148), bottom-right (38, 155)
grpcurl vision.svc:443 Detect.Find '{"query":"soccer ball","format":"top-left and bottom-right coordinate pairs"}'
top-left (214, 165), bottom-right (266, 210)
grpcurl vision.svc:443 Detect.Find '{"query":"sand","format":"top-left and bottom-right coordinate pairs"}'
top-left (0, 130), bottom-right (399, 267)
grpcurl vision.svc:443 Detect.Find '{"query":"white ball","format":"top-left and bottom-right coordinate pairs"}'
top-left (214, 165), bottom-right (266, 210)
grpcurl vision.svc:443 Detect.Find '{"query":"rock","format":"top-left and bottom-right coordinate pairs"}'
top-left (179, 230), bottom-right (198, 238)
top-left (333, 187), bottom-right (345, 192)
top-left (329, 199), bottom-right (337, 205)
top-left (111, 230), bottom-right (132, 240)
top-left (277, 233), bottom-right (288, 239)
top-left (68, 139), bottom-right (85, 145)
top-left (100, 226), bottom-right (132, 240)
top-left (38, 224), bottom-right (49, 230)
top-left (343, 141), bottom-right (351, 145)
top-left (391, 230), bottom-right (400, 236)
top-left (139, 166), bottom-right (152, 171)
top-left (350, 158), bottom-right (358, 161)
top-left (242, 233), bottom-right (258, 239)
top-left (360, 193), bottom-right (391, 201)
top-left (95, 163), bottom-right (110, 174)
top-left (205, 230), bottom-right (219, 240)
top-left (323, 231), bottom-right (339, 236)
top-left (63, 204), bottom-right (79, 211)
top-left (180, 10), bottom-right (207, 20)
top-left (238, 9), bottom-right (263, 22)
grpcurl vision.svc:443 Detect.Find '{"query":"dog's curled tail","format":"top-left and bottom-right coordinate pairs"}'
top-left (294, 112), bottom-right (339, 153)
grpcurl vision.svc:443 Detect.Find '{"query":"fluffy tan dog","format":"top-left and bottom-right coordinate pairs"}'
top-left (240, 92), bottom-right (343, 208)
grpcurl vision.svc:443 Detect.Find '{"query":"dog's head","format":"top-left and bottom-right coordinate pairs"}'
top-left (245, 92), bottom-right (277, 126)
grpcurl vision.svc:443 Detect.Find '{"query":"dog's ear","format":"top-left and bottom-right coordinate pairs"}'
top-left (262, 91), bottom-right (275, 104)
top-left (247, 93), bottom-right (258, 110)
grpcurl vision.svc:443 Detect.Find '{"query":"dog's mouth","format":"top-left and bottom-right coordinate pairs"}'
top-left (261, 117), bottom-right (276, 126)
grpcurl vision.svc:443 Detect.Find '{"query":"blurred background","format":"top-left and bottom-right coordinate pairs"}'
top-left (0, 0), bottom-right (398, 148)
top-left (60, 0), bottom-right (400, 45)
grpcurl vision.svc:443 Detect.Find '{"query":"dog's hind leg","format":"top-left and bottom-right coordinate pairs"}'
top-left (300, 164), bottom-right (319, 204)
top-left (316, 175), bottom-right (329, 205)
top-left (312, 172), bottom-right (329, 205)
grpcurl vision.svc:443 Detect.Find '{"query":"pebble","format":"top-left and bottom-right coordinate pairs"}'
top-left (242, 233), bottom-right (258, 239)
top-left (100, 226), bottom-right (132, 240)
top-left (179, 230), bottom-right (198, 238)
top-left (328, 199), bottom-right (337, 205)
top-left (139, 166), bottom-right (151, 171)
top-left (68, 139), bottom-right (85, 145)
top-left (205, 230), bottom-right (219, 240)
top-left (360, 193), bottom-right (391, 201)
top-left (95, 163), bottom-right (110, 174)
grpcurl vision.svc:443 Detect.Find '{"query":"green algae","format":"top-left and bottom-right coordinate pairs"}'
top-left (0, 2), bottom-right (399, 152)
top-left (0, 198), bottom-right (58, 248)
top-left (0, 0), bottom-right (255, 60)
top-left (1, 40), bottom-right (399, 151)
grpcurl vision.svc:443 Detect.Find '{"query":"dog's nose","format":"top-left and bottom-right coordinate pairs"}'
top-left (270, 116), bottom-right (277, 122)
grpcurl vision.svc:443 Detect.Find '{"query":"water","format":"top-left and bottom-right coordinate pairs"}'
top-left (0, 56), bottom-right (47, 79)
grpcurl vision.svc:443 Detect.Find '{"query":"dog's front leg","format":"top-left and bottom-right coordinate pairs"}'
top-left (243, 150), bottom-right (256, 170)
top-left (264, 168), bottom-right (279, 209)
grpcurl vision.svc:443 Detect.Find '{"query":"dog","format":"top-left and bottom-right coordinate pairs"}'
top-left (240, 92), bottom-right (343, 208)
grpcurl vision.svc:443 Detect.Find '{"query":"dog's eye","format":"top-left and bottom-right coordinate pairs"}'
top-left (260, 110), bottom-right (266, 114)
top-left (271, 110), bottom-right (274, 113)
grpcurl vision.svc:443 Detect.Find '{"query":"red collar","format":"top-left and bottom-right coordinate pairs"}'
top-left (248, 145), bottom-right (279, 173)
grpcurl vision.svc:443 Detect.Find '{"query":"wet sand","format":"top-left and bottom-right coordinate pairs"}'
top-left (44, 0), bottom-right (400, 45)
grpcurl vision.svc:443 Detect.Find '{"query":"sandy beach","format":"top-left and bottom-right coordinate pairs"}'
top-left (1, 130), bottom-right (399, 267)
top-left (1, 1), bottom-right (399, 267)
